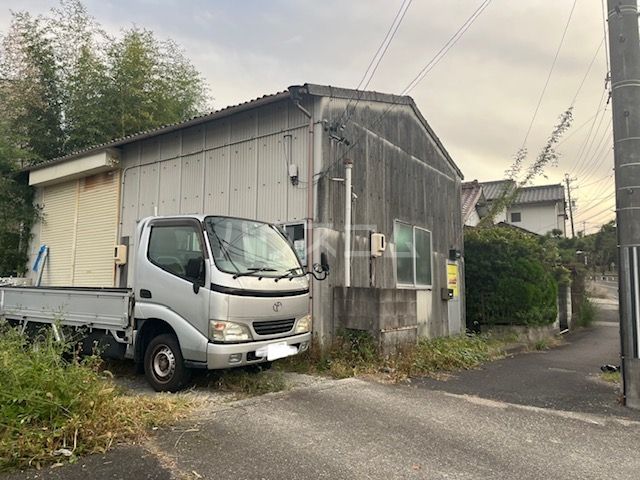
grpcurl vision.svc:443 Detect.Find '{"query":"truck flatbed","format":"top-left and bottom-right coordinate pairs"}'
top-left (0, 286), bottom-right (133, 331)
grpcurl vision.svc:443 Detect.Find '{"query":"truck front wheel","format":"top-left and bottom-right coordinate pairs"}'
top-left (144, 333), bottom-right (191, 392)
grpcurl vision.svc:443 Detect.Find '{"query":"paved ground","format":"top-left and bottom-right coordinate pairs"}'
top-left (414, 294), bottom-right (632, 418)
top-left (5, 282), bottom-right (639, 480)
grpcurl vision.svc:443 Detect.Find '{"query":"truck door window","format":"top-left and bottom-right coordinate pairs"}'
top-left (148, 225), bottom-right (204, 282)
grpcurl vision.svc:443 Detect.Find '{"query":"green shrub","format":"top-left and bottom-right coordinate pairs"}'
top-left (575, 295), bottom-right (596, 328)
top-left (465, 227), bottom-right (558, 327)
top-left (0, 322), bottom-right (184, 471)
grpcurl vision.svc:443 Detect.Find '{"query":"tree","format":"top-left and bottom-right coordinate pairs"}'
top-left (480, 108), bottom-right (574, 225)
top-left (0, 0), bottom-right (209, 275)
top-left (105, 29), bottom-right (207, 139)
top-left (592, 221), bottom-right (617, 274)
top-left (0, 0), bottom-right (209, 163)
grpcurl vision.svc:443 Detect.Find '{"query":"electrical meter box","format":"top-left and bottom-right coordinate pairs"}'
top-left (114, 245), bottom-right (128, 265)
top-left (370, 233), bottom-right (386, 258)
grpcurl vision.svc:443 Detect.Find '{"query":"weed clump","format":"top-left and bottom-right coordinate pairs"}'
top-left (0, 322), bottom-right (184, 471)
top-left (280, 330), bottom-right (505, 381)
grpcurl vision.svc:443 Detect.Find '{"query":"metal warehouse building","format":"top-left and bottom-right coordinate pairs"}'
top-left (26, 84), bottom-right (465, 346)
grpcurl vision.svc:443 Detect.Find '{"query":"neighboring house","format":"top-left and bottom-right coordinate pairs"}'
top-left (480, 180), bottom-right (567, 236)
top-left (25, 84), bottom-right (466, 346)
top-left (461, 180), bottom-right (488, 227)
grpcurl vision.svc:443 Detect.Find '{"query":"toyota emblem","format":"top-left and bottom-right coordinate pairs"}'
top-left (273, 301), bottom-right (283, 312)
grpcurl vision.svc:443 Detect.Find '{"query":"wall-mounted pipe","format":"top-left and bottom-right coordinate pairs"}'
top-left (344, 159), bottom-right (353, 288)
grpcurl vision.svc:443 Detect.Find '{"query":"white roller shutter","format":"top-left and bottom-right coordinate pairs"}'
top-left (73, 171), bottom-right (119, 286)
top-left (38, 171), bottom-right (119, 287)
top-left (40, 181), bottom-right (77, 285)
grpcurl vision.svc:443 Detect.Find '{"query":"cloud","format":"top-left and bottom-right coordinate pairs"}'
top-left (0, 0), bottom-right (615, 230)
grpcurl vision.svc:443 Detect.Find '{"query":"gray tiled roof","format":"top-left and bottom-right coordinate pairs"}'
top-left (461, 181), bottom-right (484, 222)
top-left (480, 180), bottom-right (564, 204)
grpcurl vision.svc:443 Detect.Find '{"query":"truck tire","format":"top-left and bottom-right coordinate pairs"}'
top-left (144, 333), bottom-right (191, 392)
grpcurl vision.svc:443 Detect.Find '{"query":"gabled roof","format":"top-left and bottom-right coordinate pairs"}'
top-left (28, 83), bottom-right (463, 179)
top-left (515, 184), bottom-right (565, 204)
top-left (480, 180), bottom-right (565, 205)
top-left (481, 180), bottom-right (516, 201)
top-left (461, 180), bottom-right (485, 223)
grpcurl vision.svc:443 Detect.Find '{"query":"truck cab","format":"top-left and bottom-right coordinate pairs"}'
top-left (133, 215), bottom-right (315, 391)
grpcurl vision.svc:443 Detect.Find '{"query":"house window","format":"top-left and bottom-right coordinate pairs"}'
top-left (394, 221), bottom-right (433, 287)
top-left (511, 212), bottom-right (522, 223)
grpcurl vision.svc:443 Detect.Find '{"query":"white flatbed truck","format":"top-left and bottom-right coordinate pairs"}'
top-left (0, 215), bottom-right (327, 391)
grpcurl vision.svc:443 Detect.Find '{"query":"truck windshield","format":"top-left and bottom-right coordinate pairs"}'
top-left (204, 216), bottom-right (303, 277)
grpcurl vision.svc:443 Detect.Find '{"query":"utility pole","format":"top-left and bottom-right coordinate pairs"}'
top-left (607, 0), bottom-right (640, 409)
top-left (565, 173), bottom-right (576, 238)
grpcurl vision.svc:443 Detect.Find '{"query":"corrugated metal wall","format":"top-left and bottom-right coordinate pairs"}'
top-left (119, 99), bottom-right (311, 240)
top-left (38, 171), bottom-right (119, 287)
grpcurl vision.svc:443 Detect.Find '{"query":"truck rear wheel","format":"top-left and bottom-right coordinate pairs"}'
top-left (144, 333), bottom-right (191, 392)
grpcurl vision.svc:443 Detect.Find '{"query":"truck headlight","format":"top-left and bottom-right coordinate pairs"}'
top-left (294, 314), bottom-right (312, 334)
top-left (209, 320), bottom-right (253, 342)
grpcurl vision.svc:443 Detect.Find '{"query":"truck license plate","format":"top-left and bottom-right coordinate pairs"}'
top-left (257, 342), bottom-right (298, 361)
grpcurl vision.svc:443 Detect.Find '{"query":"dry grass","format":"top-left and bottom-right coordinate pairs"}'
top-left (279, 331), bottom-right (508, 382)
top-left (0, 322), bottom-right (188, 471)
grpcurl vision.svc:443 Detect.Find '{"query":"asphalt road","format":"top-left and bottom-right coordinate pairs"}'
top-left (6, 282), bottom-right (638, 480)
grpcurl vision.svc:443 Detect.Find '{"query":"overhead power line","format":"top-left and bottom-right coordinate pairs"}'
top-left (571, 39), bottom-right (604, 106)
top-left (401, 0), bottom-right (492, 95)
top-left (316, 0), bottom-right (493, 182)
top-left (520, 0), bottom-right (578, 147)
top-left (337, 0), bottom-right (413, 128)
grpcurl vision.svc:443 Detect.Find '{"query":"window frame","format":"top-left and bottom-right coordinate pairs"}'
top-left (278, 220), bottom-right (308, 267)
top-left (510, 212), bottom-right (522, 223)
top-left (394, 220), bottom-right (433, 289)
top-left (146, 219), bottom-right (208, 284)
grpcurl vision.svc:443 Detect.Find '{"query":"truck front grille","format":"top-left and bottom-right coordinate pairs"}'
top-left (253, 318), bottom-right (295, 336)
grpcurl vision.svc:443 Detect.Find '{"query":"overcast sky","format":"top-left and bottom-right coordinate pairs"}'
top-left (0, 0), bottom-right (615, 233)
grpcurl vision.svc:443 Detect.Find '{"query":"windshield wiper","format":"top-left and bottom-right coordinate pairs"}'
top-left (232, 267), bottom-right (277, 279)
top-left (274, 267), bottom-right (306, 282)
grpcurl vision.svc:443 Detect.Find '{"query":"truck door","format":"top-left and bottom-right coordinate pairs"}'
top-left (136, 218), bottom-right (210, 338)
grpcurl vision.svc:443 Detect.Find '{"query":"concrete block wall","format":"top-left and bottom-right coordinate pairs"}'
top-left (333, 287), bottom-right (418, 354)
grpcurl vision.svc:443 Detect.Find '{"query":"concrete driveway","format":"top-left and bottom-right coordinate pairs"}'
top-left (5, 283), bottom-right (639, 480)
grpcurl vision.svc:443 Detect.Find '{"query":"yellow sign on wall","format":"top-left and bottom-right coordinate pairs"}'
top-left (447, 263), bottom-right (459, 297)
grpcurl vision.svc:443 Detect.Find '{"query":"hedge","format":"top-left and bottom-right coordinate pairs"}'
top-left (465, 227), bottom-right (558, 327)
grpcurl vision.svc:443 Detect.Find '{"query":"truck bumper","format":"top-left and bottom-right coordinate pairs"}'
top-left (206, 332), bottom-right (312, 369)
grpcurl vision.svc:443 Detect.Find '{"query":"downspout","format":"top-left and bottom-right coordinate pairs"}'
top-left (344, 159), bottom-right (352, 287)
top-left (291, 92), bottom-right (315, 313)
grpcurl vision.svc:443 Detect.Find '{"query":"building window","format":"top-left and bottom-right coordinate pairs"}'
top-left (394, 221), bottom-right (433, 288)
top-left (511, 212), bottom-right (522, 223)
top-left (280, 221), bottom-right (307, 266)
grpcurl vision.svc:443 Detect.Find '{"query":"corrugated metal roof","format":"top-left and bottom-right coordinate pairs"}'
top-left (480, 180), bottom-right (564, 204)
top-left (28, 83), bottom-right (464, 180)
top-left (28, 90), bottom-right (291, 171)
top-left (461, 180), bottom-right (484, 222)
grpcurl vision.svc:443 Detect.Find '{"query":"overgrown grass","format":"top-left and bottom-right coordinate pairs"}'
top-left (197, 369), bottom-right (288, 398)
top-left (279, 330), bottom-right (506, 381)
top-left (600, 370), bottom-right (621, 384)
top-left (0, 322), bottom-right (186, 471)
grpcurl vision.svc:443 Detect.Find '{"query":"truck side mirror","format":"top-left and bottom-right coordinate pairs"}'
top-left (186, 257), bottom-right (205, 294)
top-left (320, 252), bottom-right (330, 273)
top-left (310, 252), bottom-right (330, 280)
